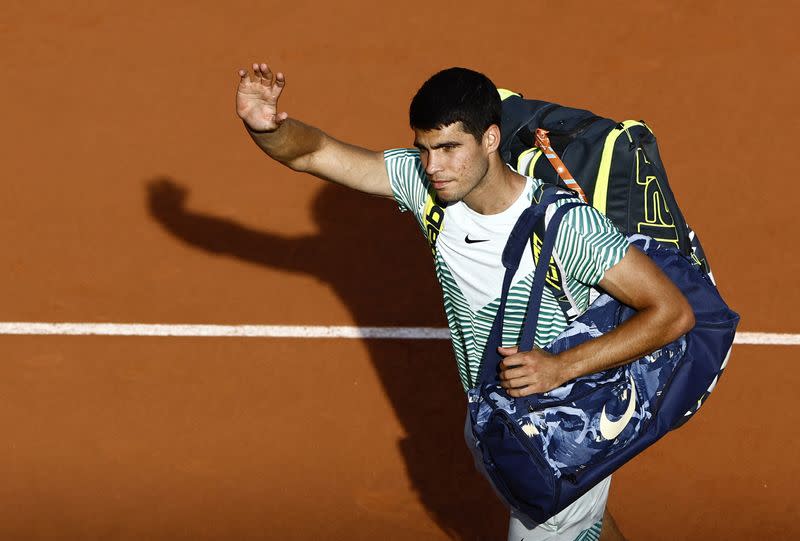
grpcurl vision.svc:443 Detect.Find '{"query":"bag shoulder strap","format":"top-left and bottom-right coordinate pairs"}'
top-left (593, 120), bottom-right (649, 215)
top-left (477, 187), bottom-right (581, 386)
top-left (529, 185), bottom-right (581, 322)
top-left (518, 201), bottom-right (583, 353)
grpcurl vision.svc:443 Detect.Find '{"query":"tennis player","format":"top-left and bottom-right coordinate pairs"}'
top-left (235, 63), bottom-right (694, 541)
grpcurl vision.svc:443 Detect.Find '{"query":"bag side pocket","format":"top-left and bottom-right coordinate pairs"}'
top-left (481, 409), bottom-right (557, 525)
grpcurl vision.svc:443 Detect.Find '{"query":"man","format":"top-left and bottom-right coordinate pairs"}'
top-left (235, 63), bottom-right (694, 541)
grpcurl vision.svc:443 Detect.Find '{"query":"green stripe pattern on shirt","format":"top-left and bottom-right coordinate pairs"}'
top-left (384, 148), bottom-right (629, 391)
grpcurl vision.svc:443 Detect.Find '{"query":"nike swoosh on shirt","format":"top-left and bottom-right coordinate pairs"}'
top-left (464, 235), bottom-right (489, 244)
top-left (599, 375), bottom-right (637, 440)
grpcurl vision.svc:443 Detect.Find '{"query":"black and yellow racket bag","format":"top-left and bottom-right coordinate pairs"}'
top-left (498, 90), bottom-right (710, 276)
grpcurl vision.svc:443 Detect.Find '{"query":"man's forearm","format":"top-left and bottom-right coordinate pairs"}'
top-left (499, 231), bottom-right (697, 397)
top-left (558, 301), bottom-right (694, 382)
top-left (236, 64), bottom-right (393, 197)
top-left (557, 243), bottom-right (696, 381)
top-left (245, 118), bottom-right (325, 171)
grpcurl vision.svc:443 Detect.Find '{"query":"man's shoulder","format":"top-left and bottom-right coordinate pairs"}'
top-left (384, 148), bottom-right (430, 215)
top-left (384, 147), bottom-right (421, 161)
top-left (384, 148), bottom-right (431, 188)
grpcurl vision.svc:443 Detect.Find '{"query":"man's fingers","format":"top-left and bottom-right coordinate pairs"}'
top-left (276, 111), bottom-right (289, 123)
top-left (259, 63), bottom-right (274, 85)
top-left (499, 373), bottom-right (533, 391)
top-left (498, 368), bottom-right (537, 395)
top-left (272, 73), bottom-right (286, 101)
top-left (241, 62), bottom-right (284, 92)
top-left (499, 364), bottom-right (525, 381)
top-left (499, 353), bottom-right (526, 369)
top-left (251, 63), bottom-right (263, 83)
top-left (497, 346), bottom-right (519, 356)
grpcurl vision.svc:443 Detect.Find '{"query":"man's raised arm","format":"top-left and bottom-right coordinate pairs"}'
top-left (236, 63), bottom-right (393, 198)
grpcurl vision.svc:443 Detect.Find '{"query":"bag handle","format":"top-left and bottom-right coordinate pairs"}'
top-left (534, 128), bottom-right (588, 204)
top-left (477, 188), bottom-right (581, 386)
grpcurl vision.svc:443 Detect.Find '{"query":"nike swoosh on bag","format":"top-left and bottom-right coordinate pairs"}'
top-left (599, 375), bottom-right (637, 440)
top-left (465, 235), bottom-right (489, 244)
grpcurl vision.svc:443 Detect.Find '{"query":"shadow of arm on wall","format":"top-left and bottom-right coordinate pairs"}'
top-left (145, 176), bottom-right (443, 325)
top-left (146, 177), bottom-right (312, 273)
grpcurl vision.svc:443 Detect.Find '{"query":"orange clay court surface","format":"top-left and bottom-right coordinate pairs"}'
top-left (1, 2), bottom-right (799, 540)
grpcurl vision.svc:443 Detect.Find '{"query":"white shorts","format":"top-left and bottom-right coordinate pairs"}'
top-left (463, 411), bottom-right (610, 541)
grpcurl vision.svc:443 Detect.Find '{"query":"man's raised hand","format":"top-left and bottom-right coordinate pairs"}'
top-left (236, 63), bottom-right (289, 133)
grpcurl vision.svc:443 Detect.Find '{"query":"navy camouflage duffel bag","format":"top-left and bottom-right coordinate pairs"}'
top-left (466, 187), bottom-right (739, 527)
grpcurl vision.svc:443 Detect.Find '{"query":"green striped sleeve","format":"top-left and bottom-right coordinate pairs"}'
top-left (383, 148), bottom-right (427, 216)
top-left (574, 520), bottom-right (604, 541)
top-left (555, 204), bottom-right (630, 286)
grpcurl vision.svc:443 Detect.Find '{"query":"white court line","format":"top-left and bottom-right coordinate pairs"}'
top-left (0, 323), bottom-right (449, 339)
top-left (0, 323), bottom-right (797, 345)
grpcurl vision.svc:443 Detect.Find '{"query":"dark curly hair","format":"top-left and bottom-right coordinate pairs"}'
top-left (409, 67), bottom-right (501, 141)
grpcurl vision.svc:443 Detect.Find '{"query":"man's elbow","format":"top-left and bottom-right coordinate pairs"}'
top-left (668, 295), bottom-right (695, 340)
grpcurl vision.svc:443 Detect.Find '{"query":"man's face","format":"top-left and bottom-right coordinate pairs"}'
top-left (413, 122), bottom-right (490, 203)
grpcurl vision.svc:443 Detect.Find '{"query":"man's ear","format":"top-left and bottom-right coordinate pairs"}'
top-left (483, 124), bottom-right (501, 154)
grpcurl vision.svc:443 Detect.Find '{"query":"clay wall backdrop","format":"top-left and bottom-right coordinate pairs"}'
top-left (1, 1), bottom-right (798, 540)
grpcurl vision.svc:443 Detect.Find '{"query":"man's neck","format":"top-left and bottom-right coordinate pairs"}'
top-left (462, 160), bottom-right (527, 215)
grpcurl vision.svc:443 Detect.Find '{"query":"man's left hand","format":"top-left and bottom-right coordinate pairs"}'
top-left (497, 346), bottom-right (569, 397)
